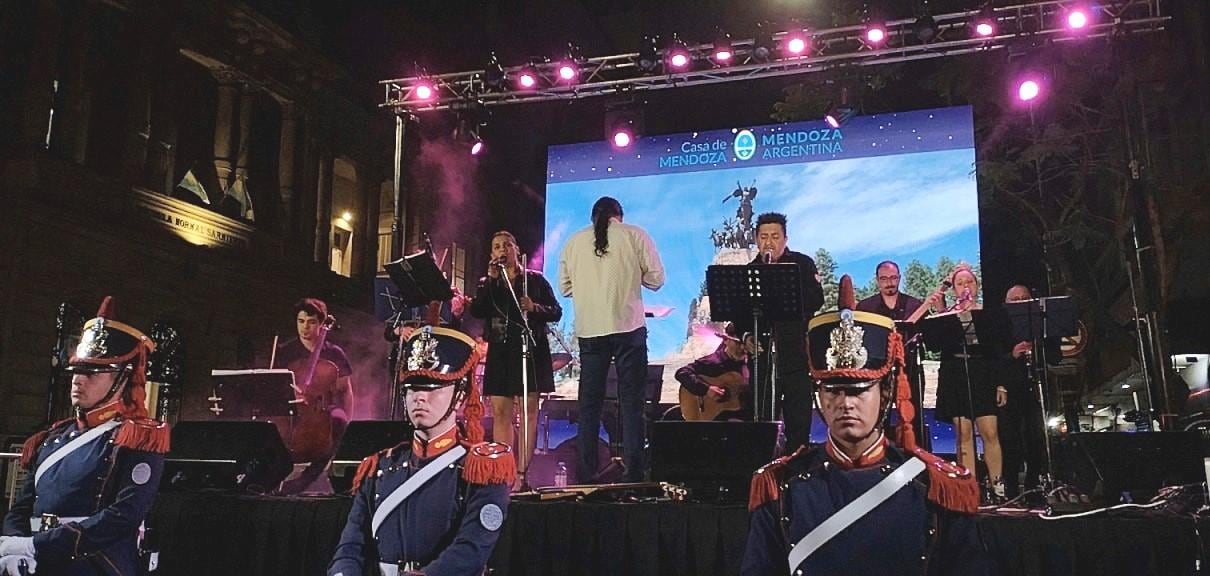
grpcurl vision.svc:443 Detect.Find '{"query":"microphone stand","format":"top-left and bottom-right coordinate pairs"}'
top-left (497, 257), bottom-right (535, 489)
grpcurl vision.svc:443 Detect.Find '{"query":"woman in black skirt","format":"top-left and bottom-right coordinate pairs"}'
top-left (470, 230), bottom-right (562, 489)
top-left (928, 264), bottom-right (1009, 502)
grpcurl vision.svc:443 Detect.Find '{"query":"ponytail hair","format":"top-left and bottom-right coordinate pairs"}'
top-left (591, 196), bottom-right (623, 257)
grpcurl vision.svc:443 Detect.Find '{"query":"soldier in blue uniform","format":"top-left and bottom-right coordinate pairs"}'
top-left (329, 326), bottom-right (513, 576)
top-left (742, 277), bottom-right (988, 576)
top-left (1, 296), bottom-right (170, 576)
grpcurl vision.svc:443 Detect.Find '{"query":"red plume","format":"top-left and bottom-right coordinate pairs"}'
top-left (838, 275), bottom-right (856, 310)
top-left (96, 296), bottom-right (116, 319)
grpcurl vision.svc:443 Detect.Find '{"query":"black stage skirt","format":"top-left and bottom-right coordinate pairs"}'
top-left (481, 336), bottom-right (556, 396)
top-left (936, 355), bottom-right (1001, 421)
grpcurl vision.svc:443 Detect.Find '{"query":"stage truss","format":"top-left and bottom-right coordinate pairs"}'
top-left (380, 0), bottom-right (1169, 113)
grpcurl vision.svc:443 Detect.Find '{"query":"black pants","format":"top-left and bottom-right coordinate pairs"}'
top-left (577, 327), bottom-right (648, 483)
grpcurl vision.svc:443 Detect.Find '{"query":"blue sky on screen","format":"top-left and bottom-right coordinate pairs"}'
top-left (544, 106), bottom-right (980, 362)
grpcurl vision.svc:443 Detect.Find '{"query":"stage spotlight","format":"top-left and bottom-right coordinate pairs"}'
top-left (612, 129), bottom-right (632, 148)
top-left (667, 35), bottom-right (691, 70)
top-left (751, 24), bottom-right (773, 62)
top-left (517, 67), bottom-right (539, 89)
top-left (824, 106), bottom-right (856, 129)
top-left (1017, 78), bottom-right (1041, 102)
top-left (413, 82), bottom-right (435, 101)
top-left (914, 13), bottom-right (938, 43)
top-left (712, 31), bottom-right (733, 64)
top-left (865, 22), bottom-right (887, 45)
top-left (973, 5), bottom-right (997, 37)
top-left (784, 29), bottom-right (809, 56)
top-left (557, 43), bottom-right (583, 84)
top-left (605, 105), bottom-right (642, 150)
top-left (637, 35), bottom-right (661, 73)
top-left (482, 52), bottom-right (507, 91)
top-left (1066, 6), bottom-right (1091, 30)
top-left (470, 138), bottom-right (485, 156)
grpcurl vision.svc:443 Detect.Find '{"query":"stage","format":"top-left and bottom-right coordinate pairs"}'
top-left (148, 492), bottom-right (1204, 576)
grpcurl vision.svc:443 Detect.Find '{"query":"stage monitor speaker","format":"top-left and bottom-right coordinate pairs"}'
top-left (163, 421), bottom-right (292, 493)
top-left (329, 420), bottom-right (413, 493)
top-left (651, 421), bottom-right (780, 502)
top-left (1056, 431), bottom-right (1202, 503)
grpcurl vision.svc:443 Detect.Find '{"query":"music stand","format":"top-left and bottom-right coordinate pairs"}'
top-left (384, 250), bottom-right (454, 418)
top-left (1006, 296), bottom-right (1079, 506)
top-left (208, 369), bottom-right (297, 420)
top-left (707, 264), bottom-right (803, 422)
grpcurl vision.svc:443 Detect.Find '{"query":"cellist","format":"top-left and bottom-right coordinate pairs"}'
top-left (277, 298), bottom-right (355, 494)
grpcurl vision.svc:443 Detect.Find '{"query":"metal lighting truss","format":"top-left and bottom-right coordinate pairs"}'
top-left (380, 0), bottom-right (1168, 112)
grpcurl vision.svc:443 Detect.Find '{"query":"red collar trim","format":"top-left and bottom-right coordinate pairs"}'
top-left (825, 432), bottom-right (887, 470)
top-left (80, 399), bottom-right (123, 429)
top-left (413, 427), bottom-right (460, 460)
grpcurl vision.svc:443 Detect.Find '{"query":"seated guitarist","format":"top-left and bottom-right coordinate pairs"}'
top-left (675, 323), bottom-right (750, 421)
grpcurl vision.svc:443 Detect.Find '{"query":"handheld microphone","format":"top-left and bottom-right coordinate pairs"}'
top-left (762, 251), bottom-right (773, 264)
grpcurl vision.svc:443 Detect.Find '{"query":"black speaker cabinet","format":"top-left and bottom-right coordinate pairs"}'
top-left (163, 421), bottom-right (292, 493)
top-left (1055, 431), bottom-right (1202, 502)
top-left (329, 420), bottom-right (413, 493)
top-left (650, 421), bottom-right (780, 502)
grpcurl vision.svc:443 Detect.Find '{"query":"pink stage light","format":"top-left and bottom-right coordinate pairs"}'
top-left (865, 26), bottom-right (886, 45)
top-left (1067, 8), bottom-right (1089, 30)
top-left (470, 141), bottom-right (484, 156)
top-left (413, 84), bottom-right (434, 101)
top-left (558, 64), bottom-right (578, 82)
top-left (713, 49), bottom-right (733, 63)
top-left (668, 51), bottom-right (690, 69)
top-left (786, 36), bottom-right (808, 55)
top-left (518, 72), bottom-right (537, 89)
top-left (612, 130), bottom-right (632, 148)
top-left (1017, 79), bottom-right (1041, 102)
top-left (975, 22), bottom-right (995, 37)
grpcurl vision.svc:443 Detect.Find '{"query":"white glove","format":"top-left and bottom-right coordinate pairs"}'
top-left (0, 537), bottom-right (34, 560)
top-left (0, 555), bottom-right (36, 575)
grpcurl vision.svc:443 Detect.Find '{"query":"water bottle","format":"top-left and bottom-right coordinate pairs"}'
top-left (554, 461), bottom-right (568, 488)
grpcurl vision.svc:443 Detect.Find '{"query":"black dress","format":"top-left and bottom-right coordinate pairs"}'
top-left (932, 307), bottom-right (1011, 422)
top-left (469, 269), bottom-right (562, 396)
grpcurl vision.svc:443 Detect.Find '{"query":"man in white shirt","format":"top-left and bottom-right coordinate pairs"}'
top-left (558, 196), bottom-right (664, 483)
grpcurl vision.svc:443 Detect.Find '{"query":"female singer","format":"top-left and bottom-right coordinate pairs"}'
top-left (470, 230), bottom-right (562, 490)
top-left (926, 263), bottom-right (1009, 503)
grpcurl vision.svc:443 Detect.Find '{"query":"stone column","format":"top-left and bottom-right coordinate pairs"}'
top-left (212, 78), bottom-right (239, 204)
top-left (277, 102), bottom-right (298, 235)
top-left (353, 165), bottom-right (379, 279)
top-left (313, 152), bottom-right (334, 264)
top-left (233, 85), bottom-right (254, 220)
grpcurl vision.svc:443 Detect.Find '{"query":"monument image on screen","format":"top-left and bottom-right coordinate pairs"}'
top-left (543, 106), bottom-right (981, 405)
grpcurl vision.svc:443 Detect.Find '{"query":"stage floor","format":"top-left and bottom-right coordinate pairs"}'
top-left (148, 492), bottom-right (1204, 576)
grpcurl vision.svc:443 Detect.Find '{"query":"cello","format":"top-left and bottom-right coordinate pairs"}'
top-left (287, 314), bottom-right (340, 463)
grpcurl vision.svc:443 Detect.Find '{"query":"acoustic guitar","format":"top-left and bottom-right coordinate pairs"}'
top-left (679, 370), bottom-right (746, 421)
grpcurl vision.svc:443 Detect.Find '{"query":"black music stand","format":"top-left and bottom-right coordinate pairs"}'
top-left (384, 250), bottom-right (454, 418)
top-left (1006, 296), bottom-right (1079, 506)
top-left (706, 264), bottom-right (804, 422)
top-left (208, 369), bottom-right (297, 420)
